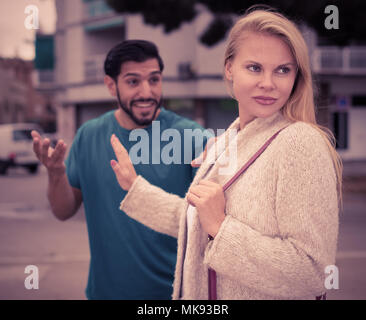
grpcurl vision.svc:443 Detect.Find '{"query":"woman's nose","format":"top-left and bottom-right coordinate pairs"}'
top-left (257, 72), bottom-right (276, 90)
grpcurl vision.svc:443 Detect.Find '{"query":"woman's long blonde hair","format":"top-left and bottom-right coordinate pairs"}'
top-left (224, 7), bottom-right (343, 208)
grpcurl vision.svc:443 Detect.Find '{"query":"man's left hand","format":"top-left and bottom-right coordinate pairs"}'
top-left (110, 134), bottom-right (137, 191)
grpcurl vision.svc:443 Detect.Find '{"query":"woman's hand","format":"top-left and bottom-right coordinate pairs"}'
top-left (191, 136), bottom-right (217, 167)
top-left (110, 134), bottom-right (137, 191)
top-left (187, 180), bottom-right (226, 238)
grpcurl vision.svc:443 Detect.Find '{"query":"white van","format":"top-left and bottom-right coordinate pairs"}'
top-left (0, 123), bottom-right (41, 175)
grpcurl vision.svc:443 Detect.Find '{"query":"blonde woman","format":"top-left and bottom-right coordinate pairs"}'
top-left (110, 6), bottom-right (342, 300)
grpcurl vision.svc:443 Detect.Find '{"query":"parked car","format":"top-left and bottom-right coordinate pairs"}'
top-left (0, 123), bottom-right (42, 175)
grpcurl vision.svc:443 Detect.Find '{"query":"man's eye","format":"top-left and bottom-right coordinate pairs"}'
top-left (127, 79), bottom-right (139, 86)
top-left (247, 65), bottom-right (261, 72)
top-left (149, 77), bottom-right (160, 84)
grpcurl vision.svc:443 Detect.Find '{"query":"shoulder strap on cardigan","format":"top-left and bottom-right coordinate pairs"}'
top-left (222, 126), bottom-right (286, 192)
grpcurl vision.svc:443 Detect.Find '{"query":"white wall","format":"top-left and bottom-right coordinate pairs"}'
top-left (55, 0), bottom-right (84, 85)
top-left (194, 9), bottom-right (227, 76)
top-left (330, 78), bottom-right (366, 95)
top-left (65, 84), bottom-right (111, 103)
top-left (84, 28), bottom-right (125, 56)
top-left (125, 9), bottom-right (227, 78)
top-left (125, 11), bottom-right (228, 98)
top-left (126, 14), bottom-right (196, 78)
top-left (65, 27), bottom-right (84, 84)
top-left (63, 0), bottom-right (83, 26)
top-left (56, 103), bottom-right (76, 146)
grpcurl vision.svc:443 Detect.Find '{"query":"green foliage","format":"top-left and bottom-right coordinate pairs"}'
top-left (106, 0), bottom-right (197, 32)
top-left (199, 15), bottom-right (233, 47)
top-left (105, 0), bottom-right (366, 46)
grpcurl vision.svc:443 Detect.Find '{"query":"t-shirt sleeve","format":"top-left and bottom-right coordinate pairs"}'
top-left (65, 129), bottom-right (82, 189)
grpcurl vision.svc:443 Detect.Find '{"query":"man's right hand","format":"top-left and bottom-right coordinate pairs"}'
top-left (31, 130), bottom-right (68, 176)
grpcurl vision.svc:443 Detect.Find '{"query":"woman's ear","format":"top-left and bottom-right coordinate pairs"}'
top-left (225, 61), bottom-right (233, 82)
top-left (104, 75), bottom-right (117, 97)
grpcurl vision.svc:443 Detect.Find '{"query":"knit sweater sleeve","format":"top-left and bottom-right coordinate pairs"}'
top-left (119, 175), bottom-right (185, 238)
top-left (203, 125), bottom-right (339, 298)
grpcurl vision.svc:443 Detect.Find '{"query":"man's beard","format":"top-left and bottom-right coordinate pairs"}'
top-left (116, 90), bottom-right (161, 126)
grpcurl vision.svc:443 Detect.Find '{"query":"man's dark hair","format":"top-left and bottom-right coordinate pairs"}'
top-left (104, 40), bottom-right (164, 81)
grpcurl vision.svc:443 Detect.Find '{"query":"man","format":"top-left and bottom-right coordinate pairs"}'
top-left (31, 40), bottom-right (209, 299)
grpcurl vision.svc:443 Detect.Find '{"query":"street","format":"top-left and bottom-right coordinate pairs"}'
top-left (0, 165), bottom-right (365, 300)
top-left (0, 166), bottom-right (89, 300)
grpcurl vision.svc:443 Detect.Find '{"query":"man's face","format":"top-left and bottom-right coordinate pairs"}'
top-left (114, 59), bottom-right (163, 127)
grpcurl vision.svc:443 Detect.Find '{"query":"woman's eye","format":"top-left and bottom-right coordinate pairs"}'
top-left (277, 66), bottom-right (291, 74)
top-left (247, 65), bottom-right (261, 72)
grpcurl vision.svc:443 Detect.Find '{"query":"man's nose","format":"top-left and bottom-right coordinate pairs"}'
top-left (139, 81), bottom-right (153, 98)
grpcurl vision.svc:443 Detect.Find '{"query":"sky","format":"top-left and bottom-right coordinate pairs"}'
top-left (0, 0), bottom-right (56, 60)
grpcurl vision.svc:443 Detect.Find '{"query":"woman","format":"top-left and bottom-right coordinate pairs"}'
top-left (110, 7), bottom-right (342, 299)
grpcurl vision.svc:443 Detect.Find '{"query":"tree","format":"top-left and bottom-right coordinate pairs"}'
top-left (105, 0), bottom-right (366, 47)
top-left (105, 0), bottom-right (197, 33)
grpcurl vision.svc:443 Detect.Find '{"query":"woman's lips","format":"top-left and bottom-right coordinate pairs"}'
top-left (253, 96), bottom-right (278, 105)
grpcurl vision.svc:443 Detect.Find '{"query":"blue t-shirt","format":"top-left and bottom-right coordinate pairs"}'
top-left (65, 107), bottom-right (210, 299)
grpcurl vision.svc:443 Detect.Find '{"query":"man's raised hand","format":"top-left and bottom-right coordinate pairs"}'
top-left (110, 134), bottom-right (137, 191)
top-left (31, 130), bottom-right (67, 176)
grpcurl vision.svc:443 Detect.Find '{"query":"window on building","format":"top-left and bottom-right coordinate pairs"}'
top-left (352, 95), bottom-right (366, 107)
top-left (332, 112), bottom-right (348, 149)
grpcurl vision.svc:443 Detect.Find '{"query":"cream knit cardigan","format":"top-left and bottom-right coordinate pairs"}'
top-left (120, 111), bottom-right (339, 300)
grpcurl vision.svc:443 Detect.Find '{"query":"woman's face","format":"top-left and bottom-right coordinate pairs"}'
top-left (225, 32), bottom-right (297, 129)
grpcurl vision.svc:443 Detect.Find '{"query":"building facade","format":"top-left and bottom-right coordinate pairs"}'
top-left (54, 0), bottom-right (366, 160)
top-left (0, 57), bottom-right (56, 131)
top-left (312, 46), bottom-right (366, 160)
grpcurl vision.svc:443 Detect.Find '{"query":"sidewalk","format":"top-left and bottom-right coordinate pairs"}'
top-left (0, 161), bottom-right (365, 300)
top-left (343, 160), bottom-right (366, 194)
top-left (0, 210), bottom-right (89, 300)
top-left (343, 160), bottom-right (366, 177)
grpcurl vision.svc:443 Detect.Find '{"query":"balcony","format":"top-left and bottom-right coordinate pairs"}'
top-left (312, 47), bottom-right (366, 75)
top-left (38, 70), bottom-right (55, 83)
top-left (83, 0), bottom-right (124, 32)
top-left (84, 0), bottom-right (114, 18)
top-left (32, 70), bottom-right (55, 91)
top-left (84, 54), bottom-right (105, 83)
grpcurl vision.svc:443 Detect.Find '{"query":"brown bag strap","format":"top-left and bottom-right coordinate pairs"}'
top-left (222, 127), bottom-right (286, 192)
